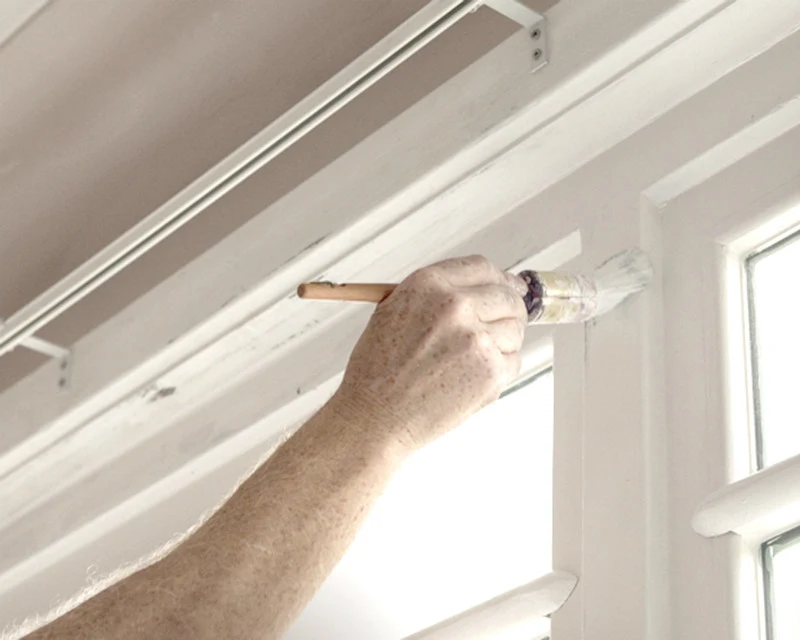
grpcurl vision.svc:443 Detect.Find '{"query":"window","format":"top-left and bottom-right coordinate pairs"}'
top-left (762, 526), bottom-right (800, 640)
top-left (688, 211), bottom-right (800, 639)
top-left (287, 370), bottom-right (554, 640)
top-left (659, 80), bottom-right (800, 635)
top-left (746, 230), bottom-right (800, 468)
top-left (746, 229), bottom-right (800, 639)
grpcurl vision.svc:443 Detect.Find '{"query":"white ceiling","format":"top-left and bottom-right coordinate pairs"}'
top-left (0, 0), bottom-right (551, 392)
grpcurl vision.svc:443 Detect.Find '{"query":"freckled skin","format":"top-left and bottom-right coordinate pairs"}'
top-left (20, 256), bottom-right (529, 640)
top-left (338, 266), bottom-right (526, 451)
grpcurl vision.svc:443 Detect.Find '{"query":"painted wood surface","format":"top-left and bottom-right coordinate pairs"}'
top-left (406, 571), bottom-right (576, 639)
top-left (693, 451), bottom-right (800, 539)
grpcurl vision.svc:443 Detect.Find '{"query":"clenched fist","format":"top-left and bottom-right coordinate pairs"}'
top-left (335, 255), bottom-right (529, 454)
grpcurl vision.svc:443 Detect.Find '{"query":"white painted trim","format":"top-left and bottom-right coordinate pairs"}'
top-left (645, 97), bottom-right (800, 206)
top-left (404, 571), bottom-right (576, 640)
top-left (693, 452), bottom-right (800, 539)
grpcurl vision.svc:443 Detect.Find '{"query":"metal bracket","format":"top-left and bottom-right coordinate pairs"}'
top-left (29, 336), bottom-right (72, 391)
top-left (482, 0), bottom-right (549, 72)
top-left (1, 319), bottom-right (72, 390)
top-left (529, 18), bottom-right (548, 72)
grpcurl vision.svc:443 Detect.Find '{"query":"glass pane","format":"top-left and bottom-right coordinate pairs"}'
top-left (287, 371), bottom-right (554, 640)
top-left (747, 231), bottom-right (800, 467)
top-left (763, 526), bottom-right (800, 640)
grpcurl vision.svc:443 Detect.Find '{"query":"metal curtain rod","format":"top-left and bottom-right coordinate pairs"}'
top-left (0, 0), bottom-right (545, 359)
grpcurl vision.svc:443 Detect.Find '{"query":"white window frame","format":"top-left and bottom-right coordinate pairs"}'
top-left (2, 0), bottom-right (800, 637)
top-left (660, 120), bottom-right (800, 639)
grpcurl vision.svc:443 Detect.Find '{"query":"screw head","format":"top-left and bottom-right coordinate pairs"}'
top-left (533, 48), bottom-right (543, 61)
top-left (531, 28), bottom-right (541, 40)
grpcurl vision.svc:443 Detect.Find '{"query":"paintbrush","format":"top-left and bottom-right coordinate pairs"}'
top-left (297, 249), bottom-right (653, 324)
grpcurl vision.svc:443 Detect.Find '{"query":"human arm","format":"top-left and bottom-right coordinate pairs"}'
top-left (22, 256), bottom-right (529, 640)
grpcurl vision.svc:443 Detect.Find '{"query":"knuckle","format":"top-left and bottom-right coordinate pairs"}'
top-left (465, 254), bottom-right (492, 268)
top-left (406, 267), bottom-right (438, 288)
top-left (472, 255), bottom-right (504, 279)
top-left (438, 292), bottom-right (472, 323)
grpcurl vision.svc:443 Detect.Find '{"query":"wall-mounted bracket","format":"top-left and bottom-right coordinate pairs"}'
top-left (483, 0), bottom-right (548, 71)
top-left (0, 319), bottom-right (72, 390)
top-left (528, 18), bottom-right (548, 72)
top-left (28, 336), bottom-right (72, 391)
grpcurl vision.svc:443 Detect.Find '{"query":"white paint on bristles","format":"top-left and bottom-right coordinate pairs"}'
top-left (592, 248), bottom-right (654, 317)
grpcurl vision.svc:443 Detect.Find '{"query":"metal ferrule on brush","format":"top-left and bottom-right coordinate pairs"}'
top-left (519, 270), bottom-right (598, 324)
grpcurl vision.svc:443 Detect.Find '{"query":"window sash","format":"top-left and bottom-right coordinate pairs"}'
top-left (745, 228), bottom-right (800, 470)
top-left (762, 524), bottom-right (800, 640)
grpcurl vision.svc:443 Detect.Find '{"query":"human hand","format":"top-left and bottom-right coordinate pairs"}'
top-left (334, 255), bottom-right (529, 455)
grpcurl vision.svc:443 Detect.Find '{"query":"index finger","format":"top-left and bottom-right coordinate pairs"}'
top-left (426, 255), bottom-right (507, 287)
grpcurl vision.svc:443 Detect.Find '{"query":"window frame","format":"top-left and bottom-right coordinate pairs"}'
top-left (659, 124), bottom-right (800, 639)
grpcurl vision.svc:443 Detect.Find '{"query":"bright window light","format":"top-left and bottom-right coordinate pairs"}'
top-left (746, 230), bottom-right (800, 468)
top-left (287, 370), bottom-right (554, 640)
top-left (762, 526), bottom-right (800, 640)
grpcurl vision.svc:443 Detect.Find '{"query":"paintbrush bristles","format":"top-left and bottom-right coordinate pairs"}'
top-left (592, 248), bottom-right (653, 316)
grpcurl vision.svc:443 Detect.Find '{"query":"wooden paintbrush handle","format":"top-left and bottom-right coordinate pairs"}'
top-left (297, 282), bottom-right (397, 303)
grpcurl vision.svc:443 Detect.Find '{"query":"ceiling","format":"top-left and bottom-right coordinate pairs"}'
top-left (0, 0), bottom-right (553, 392)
